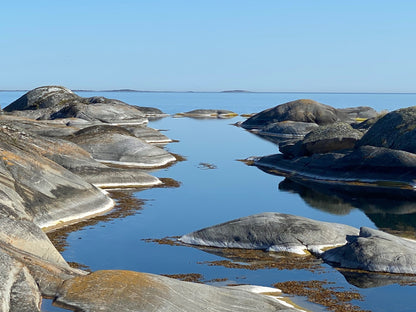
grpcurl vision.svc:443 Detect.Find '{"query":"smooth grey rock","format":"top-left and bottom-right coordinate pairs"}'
top-left (322, 227), bottom-right (416, 274)
top-left (4, 86), bottom-right (151, 124)
top-left (301, 122), bottom-right (363, 155)
top-left (338, 106), bottom-right (378, 120)
top-left (180, 212), bottom-right (358, 255)
top-left (0, 125), bottom-right (114, 229)
top-left (56, 270), bottom-right (300, 312)
top-left (69, 125), bottom-right (176, 168)
top-left (0, 249), bottom-right (41, 312)
top-left (241, 99), bottom-right (351, 130)
top-left (258, 121), bottom-right (319, 138)
top-left (357, 106), bottom-right (416, 153)
top-left (176, 109), bottom-right (238, 119)
top-left (123, 125), bottom-right (172, 144)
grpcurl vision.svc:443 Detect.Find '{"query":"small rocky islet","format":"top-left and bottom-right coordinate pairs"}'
top-left (1, 86), bottom-right (415, 311)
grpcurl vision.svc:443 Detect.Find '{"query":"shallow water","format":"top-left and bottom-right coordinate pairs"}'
top-left (2, 91), bottom-right (416, 312)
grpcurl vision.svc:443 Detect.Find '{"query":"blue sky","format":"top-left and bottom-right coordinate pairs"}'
top-left (1, 1), bottom-right (415, 92)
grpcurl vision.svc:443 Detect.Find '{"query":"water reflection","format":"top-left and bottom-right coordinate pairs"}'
top-left (278, 178), bottom-right (416, 237)
top-left (337, 269), bottom-right (416, 289)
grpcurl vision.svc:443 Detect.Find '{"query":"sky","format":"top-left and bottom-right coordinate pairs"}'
top-left (1, 1), bottom-right (416, 92)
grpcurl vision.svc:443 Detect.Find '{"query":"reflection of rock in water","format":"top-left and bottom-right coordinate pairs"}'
top-left (278, 178), bottom-right (416, 234)
top-left (278, 179), bottom-right (354, 215)
top-left (337, 268), bottom-right (416, 288)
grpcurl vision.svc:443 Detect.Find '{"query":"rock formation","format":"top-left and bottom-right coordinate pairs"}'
top-left (180, 212), bottom-right (359, 255)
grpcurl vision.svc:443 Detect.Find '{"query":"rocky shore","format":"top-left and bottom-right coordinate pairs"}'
top-left (0, 87), bottom-right (304, 311)
top-left (2, 88), bottom-right (416, 311)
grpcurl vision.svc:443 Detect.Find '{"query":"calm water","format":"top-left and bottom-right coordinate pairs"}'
top-left (2, 91), bottom-right (416, 312)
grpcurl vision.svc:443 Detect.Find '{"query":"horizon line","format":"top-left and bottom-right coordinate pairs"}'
top-left (1, 88), bottom-right (416, 95)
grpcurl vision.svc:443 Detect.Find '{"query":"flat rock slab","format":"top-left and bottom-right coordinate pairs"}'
top-left (175, 109), bottom-right (238, 119)
top-left (56, 270), bottom-right (302, 312)
top-left (180, 212), bottom-right (359, 255)
top-left (254, 146), bottom-right (416, 196)
top-left (322, 227), bottom-right (416, 274)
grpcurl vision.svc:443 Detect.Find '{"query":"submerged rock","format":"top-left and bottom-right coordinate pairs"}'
top-left (180, 212), bottom-right (358, 255)
top-left (322, 227), bottom-right (416, 274)
top-left (55, 270), bottom-right (301, 312)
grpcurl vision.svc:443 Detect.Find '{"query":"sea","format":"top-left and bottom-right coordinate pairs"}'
top-left (1, 91), bottom-right (416, 312)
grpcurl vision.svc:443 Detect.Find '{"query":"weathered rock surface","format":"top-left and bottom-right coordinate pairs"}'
top-left (0, 249), bottom-right (41, 312)
top-left (254, 146), bottom-right (416, 197)
top-left (357, 106), bottom-right (416, 153)
top-left (56, 270), bottom-right (301, 312)
top-left (3, 86), bottom-right (159, 124)
top-left (69, 125), bottom-right (176, 168)
top-left (338, 106), bottom-right (378, 120)
top-left (180, 212), bottom-right (358, 255)
top-left (322, 227), bottom-right (416, 274)
top-left (258, 121), bottom-right (319, 139)
top-left (241, 99), bottom-right (351, 130)
top-left (123, 125), bottom-right (172, 144)
top-left (176, 109), bottom-right (238, 119)
top-left (0, 124), bottom-right (114, 229)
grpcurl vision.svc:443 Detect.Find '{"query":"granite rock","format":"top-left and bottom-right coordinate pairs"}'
top-left (322, 227), bottom-right (416, 274)
top-left (180, 212), bottom-right (358, 255)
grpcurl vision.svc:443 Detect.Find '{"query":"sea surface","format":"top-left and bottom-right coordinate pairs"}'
top-left (2, 91), bottom-right (416, 312)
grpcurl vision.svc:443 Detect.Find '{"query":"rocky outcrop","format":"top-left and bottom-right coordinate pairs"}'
top-left (180, 212), bottom-right (359, 255)
top-left (55, 270), bottom-right (301, 312)
top-left (240, 100), bottom-right (379, 140)
top-left (175, 109), bottom-right (238, 119)
top-left (357, 106), bottom-right (416, 153)
top-left (69, 125), bottom-right (176, 168)
top-left (322, 227), bottom-right (416, 274)
top-left (3, 86), bottom-right (164, 123)
top-left (241, 99), bottom-right (351, 130)
top-left (280, 123), bottom-right (363, 158)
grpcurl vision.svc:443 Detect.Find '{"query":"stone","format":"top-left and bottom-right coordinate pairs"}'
top-left (56, 270), bottom-right (301, 312)
top-left (175, 109), bottom-right (238, 119)
top-left (0, 125), bottom-right (114, 229)
top-left (322, 227), bottom-right (416, 274)
top-left (357, 106), bottom-right (416, 153)
top-left (301, 122), bottom-right (363, 155)
top-left (254, 146), bottom-right (416, 197)
top-left (0, 249), bottom-right (41, 312)
top-left (258, 121), bottom-right (319, 138)
top-left (3, 86), bottom-right (154, 124)
top-left (241, 99), bottom-right (351, 130)
top-left (123, 125), bottom-right (172, 144)
top-left (69, 125), bottom-right (176, 168)
top-left (337, 106), bottom-right (378, 120)
top-left (180, 212), bottom-right (358, 255)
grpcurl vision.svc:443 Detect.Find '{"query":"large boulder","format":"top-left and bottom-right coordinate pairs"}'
top-left (180, 212), bottom-right (358, 255)
top-left (69, 125), bottom-right (176, 168)
top-left (322, 227), bottom-right (416, 274)
top-left (300, 122), bottom-right (363, 156)
top-left (357, 106), bottom-right (416, 153)
top-left (241, 99), bottom-right (351, 130)
top-left (55, 270), bottom-right (300, 312)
